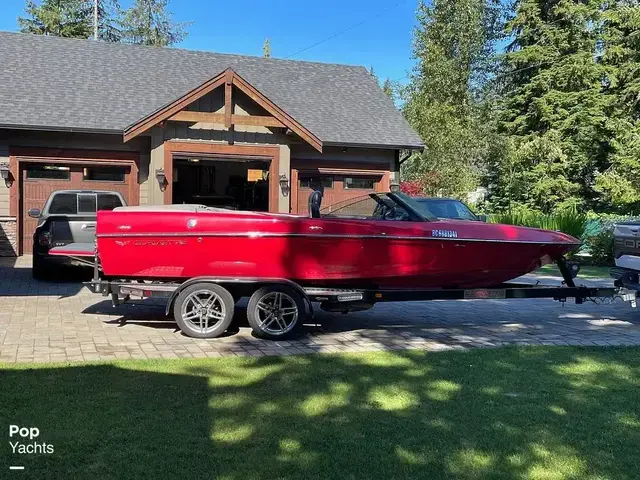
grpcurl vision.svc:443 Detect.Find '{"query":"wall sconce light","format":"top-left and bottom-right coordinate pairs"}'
top-left (0, 163), bottom-right (11, 188)
top-left (279, 174), bottom-right (290, 196)
top-left (155, 168), bottom-right (167, 192)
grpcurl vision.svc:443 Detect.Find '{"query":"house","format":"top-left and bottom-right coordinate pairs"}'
top-left (0, 31), bottom-right (423, 256)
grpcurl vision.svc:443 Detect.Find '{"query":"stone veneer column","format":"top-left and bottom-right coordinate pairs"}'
top-left (0, 140), bottom-right (16, 256)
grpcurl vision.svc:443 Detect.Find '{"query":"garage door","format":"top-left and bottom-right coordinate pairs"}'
top-left (295, 173), bottom-right (383, 215)
top-left (20, 163), bottom-right (133, 253)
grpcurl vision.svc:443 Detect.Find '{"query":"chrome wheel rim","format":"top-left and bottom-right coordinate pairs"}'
top-left (255, 292), bottom-right (299, 335)
top-left (181, 289), bottom-right (227, 334)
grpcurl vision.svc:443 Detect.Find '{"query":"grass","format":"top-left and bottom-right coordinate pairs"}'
top-left (2, 347), bottom-right (640, 479)
top-left (536, 264), bottom-right (611, 279)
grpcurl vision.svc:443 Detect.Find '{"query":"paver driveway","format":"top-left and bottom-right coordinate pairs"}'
top-left (2, 256), bottom-right (640, 364)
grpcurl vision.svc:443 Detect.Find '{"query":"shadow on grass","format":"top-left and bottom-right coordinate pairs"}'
top-left (2, 347), bottom-right (640, 479)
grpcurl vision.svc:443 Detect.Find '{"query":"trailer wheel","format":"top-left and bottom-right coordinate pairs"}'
top-left (173, 283), bottom-right (235, 338)
top-left (247, 285), bottom-right (305, 339)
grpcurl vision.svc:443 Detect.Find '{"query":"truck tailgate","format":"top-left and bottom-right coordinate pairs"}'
top-left (48, 243), bottom-right (95, 257)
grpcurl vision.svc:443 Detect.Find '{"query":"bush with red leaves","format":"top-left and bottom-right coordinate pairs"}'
top-left (399, 181), bottom-right (425, 196)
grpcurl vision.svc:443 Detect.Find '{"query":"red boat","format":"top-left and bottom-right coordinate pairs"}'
top-left (48, 192), bottom-right (615, 340)
top-left (94, 192), bottom-right (579, 288)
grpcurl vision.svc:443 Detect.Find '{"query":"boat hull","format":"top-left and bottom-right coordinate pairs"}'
top-left (96, 209), bottom-right (579, 289)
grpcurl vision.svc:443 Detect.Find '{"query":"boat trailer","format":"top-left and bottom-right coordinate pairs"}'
top-left (80, 255), bottom-right (637, 340)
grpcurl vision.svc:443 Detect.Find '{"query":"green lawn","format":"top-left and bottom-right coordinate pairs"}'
top-left (2, 347), bottom-right (640, 479)
top-left (536, 264), bottom-right (611, 279)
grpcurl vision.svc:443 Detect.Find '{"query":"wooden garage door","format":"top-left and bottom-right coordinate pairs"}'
top-left (295, 173), bottom-right (383, 215)
top-left (20, 163), bottom-right (133, 253)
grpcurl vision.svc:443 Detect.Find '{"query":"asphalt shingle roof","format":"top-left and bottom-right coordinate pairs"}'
top-left (0, 31), bottom-right (423, 149)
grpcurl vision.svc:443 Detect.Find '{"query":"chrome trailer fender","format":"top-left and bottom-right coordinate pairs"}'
top-left (164, 276), bottom-right (313, 317)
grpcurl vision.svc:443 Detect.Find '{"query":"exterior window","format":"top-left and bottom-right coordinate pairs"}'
top-left (83, 166), bottom-right (126, 182)
top-left (344, 177), bottom-right (375, 189)
top-left (26, 165), bottom-right (70, 180)
top-left (97, 193), bottom-right (124, 211)
top-left (299, 175), bottom-right (333, 189)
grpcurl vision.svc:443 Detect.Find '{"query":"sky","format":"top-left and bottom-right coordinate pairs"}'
top-left (0, 0), bottom-right (420, 85)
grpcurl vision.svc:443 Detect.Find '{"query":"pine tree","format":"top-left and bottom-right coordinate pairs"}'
top-left (92, 0), bottom-right (121, 42)
top-left (382, 78), bottom-right (394, 100)
top-left (594, 2), bottom-right (640, 211)
top-left (369, 66), bottom-right (378, 83)
top-left (18, 0), bottom-right (91, 38)
top-left (119, 0), bottom-right (189, 46)
top-left (402, 0), bottom-right (504, 198)
top-left (18, 0), bottom-right (121, 41)
top-left (494, 0), bottom-right (612, 212)
top-left (262, 37), bottom-right (271, 57)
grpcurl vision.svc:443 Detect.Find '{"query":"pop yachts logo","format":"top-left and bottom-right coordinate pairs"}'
top-left (9, 425), bottom-right (54, 455)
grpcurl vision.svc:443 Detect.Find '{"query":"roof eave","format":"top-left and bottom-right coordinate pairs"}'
top-left (322, 141), bottom-right (425, 151)
top-left (0, 123), bottom-right (123, 136)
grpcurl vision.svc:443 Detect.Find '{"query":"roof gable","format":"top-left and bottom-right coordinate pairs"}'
top-left (0, 31), bottom-right (424, 149)
top-left (124, 68), bottom-right (323, 151)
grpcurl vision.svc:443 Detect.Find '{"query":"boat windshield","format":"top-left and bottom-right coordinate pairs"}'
top-left (320, 192), bottom-right (435, 221)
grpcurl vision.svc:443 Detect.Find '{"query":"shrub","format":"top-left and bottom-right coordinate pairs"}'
top-left (400, 181), bottom-right (425, 196)
top-left (489, 210), bottom-right (587, 240)
top-left (585, 228), bottom-right (615, 266)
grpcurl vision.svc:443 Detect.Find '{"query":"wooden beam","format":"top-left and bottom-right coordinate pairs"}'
top-left (224, 70), bottom-right (233, 128)
top-left (123, 70), bottom-right (227, 142)
top-left (232, 114), bottom-right (284, 128)
top-left (169, 111), bottom-right (286, 128)
top-left (170, 111), bottom-right (226, 123)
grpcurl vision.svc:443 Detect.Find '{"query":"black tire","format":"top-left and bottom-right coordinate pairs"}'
top-left (247, 285), bottom-right (306, 339)
top-left (32, 254), bottom-right (53, 280)
top-left (173, 283), bottom-right (235, 339)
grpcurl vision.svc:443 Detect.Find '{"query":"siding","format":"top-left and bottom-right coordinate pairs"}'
top-left (291, 145), bottom-right (395, 166)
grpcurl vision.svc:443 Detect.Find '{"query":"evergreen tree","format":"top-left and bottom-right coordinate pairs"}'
top-left (18, 0), bottom-right (121, 41)
top-left (18, 0), bottom-right (91, 38)
top-left (382, 78), bottom-right (394, 100)
top-left (92, 0), bottom-right (121, 42)
top-left (594, 2), bottom-right (640, 211)
top-left (369, 65), bottom-right (378, 83)
top-left (402, 0), bottom-right (504, 198)
top-left (263, 37), bottom-right (271, 57)
top-left (119, 0), bottom-right (189, 46)
top-left (494, 0), bottom-right (613, 212)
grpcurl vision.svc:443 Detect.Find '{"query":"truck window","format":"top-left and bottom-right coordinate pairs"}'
top-left (78, 194), bottom-right (97, 214)
top-left (48, 193), bottom-right (78, 214)
top-left (97, 193), bottom-right (123, 211)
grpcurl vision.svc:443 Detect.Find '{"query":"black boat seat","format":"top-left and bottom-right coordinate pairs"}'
top-left (308, 190), bottom-right (322, 218)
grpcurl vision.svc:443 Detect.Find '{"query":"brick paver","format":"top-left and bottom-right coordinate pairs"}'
top-left (2, 256), bottom-right (640, 364)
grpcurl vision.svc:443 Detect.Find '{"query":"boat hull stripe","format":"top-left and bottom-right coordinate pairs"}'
top-left (96, 231), bottom-right (581, 245)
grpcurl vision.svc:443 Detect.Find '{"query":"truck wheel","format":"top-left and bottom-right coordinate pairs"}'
top-left (173, 283), bottom-right (235, 339)
top-left (32, 255), bottom-right (53, 281)
top-left (247, 285), bottom-right (305, 339)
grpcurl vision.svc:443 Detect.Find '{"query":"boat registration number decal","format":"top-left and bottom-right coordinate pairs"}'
top-left (464, 289), bottom-right (506, 299)
top-left (431, 229), bottom-right (458, 238)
